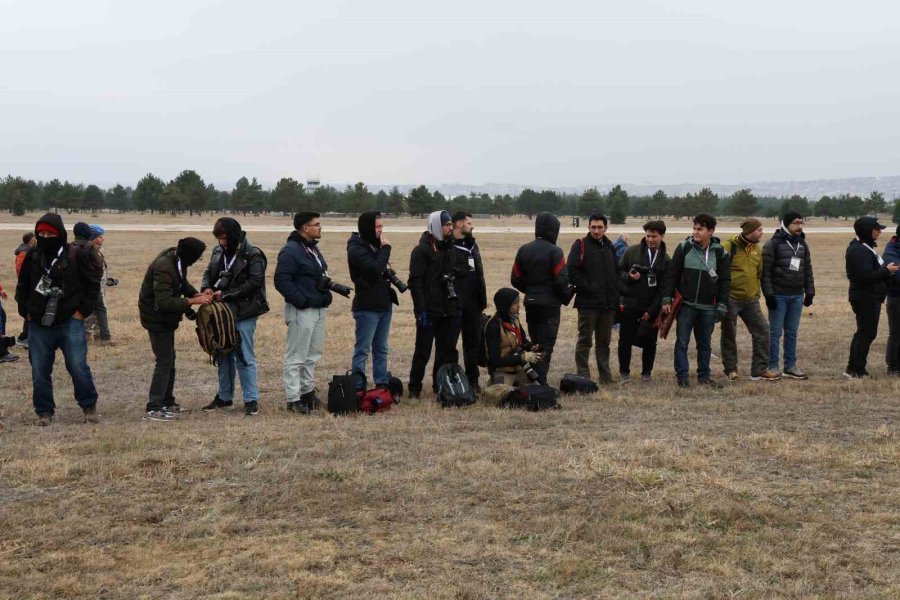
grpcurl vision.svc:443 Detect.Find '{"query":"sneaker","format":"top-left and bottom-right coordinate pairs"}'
top-left (698, 379), bottom-right (723, 389)
top-left (82, 405), bottom-right (100, 424)
top-left (144, 410), bottom-right (177, 421)
top-left (843, 370), bottom-right (868, 380)
top-left (96, 337), bottom-right (116, 346)
top-left (750, 370), bottom-right (781, 382)
top-left (286, 400), bottom-right (310, 414)
top-left (783, 367), bottom-right (808, 380)
top-left (677, 379), bottom-right (690, 388)
top-left (37, 413), bottom-right (52, 426)
top-left (15, 338), bottom-right (28, 349)
top-left (163, 404), bottom-right (185, 416)
top-left (619, 373), bottom-right (631, 383)
top-left (202, 395), bottom-right (233, 412)
top-left (0, 354), bottom-right (19, 363)
top-left (725, 371), bottom-right (739, 381)
top-left (641, 373), bottom-right (652, 382)
top-left (301, 392), bottom-right (321, 411)
top-left (244, 401), bottom-right (259, 416)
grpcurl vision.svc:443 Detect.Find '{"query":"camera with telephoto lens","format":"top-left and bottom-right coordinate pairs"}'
top-left (441, 273), bottom-right (458, 300)
top-left (521, 358), bottom-right (541, 383)
top-left (41, 287), bottom-right (64, 327)
top-left (383, 268), bottom-right (408, 294)
top-left (629, 264), bottom-right (650, 276)
top-left (317, 274), bottom-right (353, 298)
top-left (213, 270), bottom-right (233, 290)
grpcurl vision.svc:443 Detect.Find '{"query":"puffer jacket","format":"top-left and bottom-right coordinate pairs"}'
top-left (201, 232), bottom-right (269, 321)
top-left (274, 231), bottom-right (332, 310)
top-left (14, 244), bottom-right (29, 277)
top-left (618, 239), bottom-right (669, 318)
top-left (408, 231), bottom-right (468, 318)
top-left (662, 236), bottom-right (731, 311)
top-left (567, 234), bottom-right (621, 310)
top-left (139, 248), bottom-right (200, 332)
top-left (511, 213), bottom-right (570, 307)
top-left (723, 234), bottom-right (762, 300)
top-left (762, 228), bottom-right (815, 298)
top-left (449, 235), bottom-right (487, 311)
top-left (347, 232), bottom-right (397, 311)
top-left (882, 236), bottom-right (900, 297)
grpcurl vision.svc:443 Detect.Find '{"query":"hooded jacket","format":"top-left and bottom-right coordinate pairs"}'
top-left (485, 288), bottom-right (533, 375)
top-left (762, 227), bottom-right (815, 298)
top-left (567, 233), bottom-right (621, 310)
top-left (882, 236), bottom-right (900, 297)
top-left (347, 212), bottom-right (396, 311)
top-left (724, 234), bottom-right (763, 300)
top-left (846, 222), bottom-right (890, 303)
top-left (511, 213), bottom-right (570, 307)
top-left (139, 248), bottom-right (201, 332)
top-left (14, 243), bottom-right (29, 277)
top-left (15, 213), bottom-right (101, 325)
top-left (274, 231), bottom-right (332, 310)
top-left (201, 230), bottom-right (269, 321)
top-left (662, 236), bottom-right (731, 311)
top-left (618, 239), bottom-right (670, 318)
top-left (408, 211), bottom-right (469, 317)
top-left (449, 234), bottom-right (487, 311)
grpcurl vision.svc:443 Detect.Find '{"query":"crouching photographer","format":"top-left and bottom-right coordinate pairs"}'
top-left (485, 288), bottom-right (543, 386)
top-left (347, 211), bottom-right (403, 389)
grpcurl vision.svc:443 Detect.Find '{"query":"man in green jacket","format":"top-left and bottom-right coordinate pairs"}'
top-left (720, 219), bottom-right (779, 382)
top-left (138, 237), bottom-right (211, 421)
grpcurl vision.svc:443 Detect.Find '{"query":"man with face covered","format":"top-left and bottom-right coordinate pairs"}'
top-left (16, 213), bottom-right (103, 425)
top-left (139, 237), bottom-right (212, 421)
top-left (511, 212), bottom-right (570, 384)
top-left (200, 218), bottom-right (269, 416)
top-left (408, 210), bottom-right (469, 397)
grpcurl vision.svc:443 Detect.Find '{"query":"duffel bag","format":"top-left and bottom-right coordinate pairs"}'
top-left (506, 384), bottom-right (560, 411)
top-left (559, 374), bottom-right (599, 395)
top-left (359, 387), bottom-right (394, 414)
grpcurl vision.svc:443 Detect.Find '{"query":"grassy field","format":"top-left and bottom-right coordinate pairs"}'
top-left (0, 221), bottom-right (898, 599)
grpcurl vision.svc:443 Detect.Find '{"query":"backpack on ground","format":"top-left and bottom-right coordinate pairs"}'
top-left (436, 363), bottom-right (476, 408)
top-left (386, 372), bottom-right (403, 400)
top-left (559, 374), bottom-right (599, 395)
top-left (506, 384), bottom-right (560, 411)
top-left (359, 387), bottom-right (394, 414)
top-left (328, 371), bottom-right (360, 414)
top-left (480, 384), bottom-right (516, 408)
top-left (195, 301), bottom-right (240, 365)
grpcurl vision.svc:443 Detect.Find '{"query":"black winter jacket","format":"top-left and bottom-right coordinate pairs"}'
top-left (846, 238), bottom-right (890, 303)
top-left (274, 232), bottom-right (333, 310)
top-left (347, 232), bottom-right (397, 311)
top-left (449, 235), bottom-right (487, 311)
top-left (16, 213), bottom-right (101, 325)
top-left (201, 233), bottom-right (269, 321)
top-left (408, 232), bottom-right (468, 317)
top-left (138, 248), bottom-right (199, 332)
top-left (511, 213), bottom-right (570, 307)
top-left (567, 234), bottom-right (621, 310)
top-left (618, 240), bottom-right (669, 318)
top-left (762, 228), bottom-right (815, 298)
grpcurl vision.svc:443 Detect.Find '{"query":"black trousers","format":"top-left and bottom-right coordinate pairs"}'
top-left (618, 307), bottom-right (658, 376)
top-left (460, 305), bottom-right (483, 387)
top-left (147, 329), bottom-right (177, 412)
top-left (847, 298), bottom-right (882, 375)
top-left (408, 316), bottom-right (462, 391)
top-left (525, 304), bottom-right (561, 385)
top-left (887, 297), bottom-right (900, 373)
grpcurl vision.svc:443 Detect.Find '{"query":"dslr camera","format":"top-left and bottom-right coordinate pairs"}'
top-left (521, 358), bottom-right (541, 383)
top-left (441, 273), bottom-right (458, 300)
top-left (629, 264), bottom-right (650, 276)
top-left (36, 275), bottom-right (64, 327)
top-left (317, 274), bottom-right (353, 298)
top-left (383, 268), bottom-right (408, 294)
top-left (213, 270), bottom-right (233, 290)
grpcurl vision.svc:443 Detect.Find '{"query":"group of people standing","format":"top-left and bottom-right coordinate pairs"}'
top-left (6, 208), bottom-right (900, 425)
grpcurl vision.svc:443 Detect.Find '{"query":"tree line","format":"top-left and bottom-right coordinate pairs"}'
top-left (0, 172), bottom-right (895, 222)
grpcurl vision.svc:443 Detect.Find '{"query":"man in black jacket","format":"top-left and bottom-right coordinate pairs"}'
top-left (450, 211), bottom-right (488, 391)
top-left (567, 213), bottom-right (620, 383)
top-left (139, 237), bottom-right (211, 421)
top-left (617, 220), bottom-right (669, 382)
top-left (511, 212), bottom-right (570, 384)
top-left (16, 213), bottom-right (102, 425)
top-left (347, 211), bottom-right (398, 389)
top-left (408, 210), bottom-right (468, 397)
top-left (200, 218), bottom-right (269, 416)
top-left (844, 216), bottom-right (899, 378)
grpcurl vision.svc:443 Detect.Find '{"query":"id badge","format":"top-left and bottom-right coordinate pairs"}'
top-left (708, 268), bottom-right (717, 280)
top-left (468, 257), bottom-right (476, 271)
top-left (647, 273), bottom-right (657, 287)
top-left (789, 257), bottom-right (801, 271)
top-left (35, 275), bottom-right (51, 295)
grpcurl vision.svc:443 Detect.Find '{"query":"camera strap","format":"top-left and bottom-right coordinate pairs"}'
top-left (42, 246), bottom-right (64, 275)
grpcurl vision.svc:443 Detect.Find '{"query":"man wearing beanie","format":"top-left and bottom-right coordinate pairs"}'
top-left (720, 219), bottom-right (779, 381)
top-left (762, 212), bottom-right (815, 379)
top-left (138, 237), bottom-right (212, 421)
top-left (346, 211), bottom-right (397, 396)
top-left (201, 218), bottom-right (269, 416)
top-left (15, 213), bottom-right (102, 425)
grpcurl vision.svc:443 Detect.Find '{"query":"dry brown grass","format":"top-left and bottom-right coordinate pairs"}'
top-left (1, 223), bottom-right (898, 599)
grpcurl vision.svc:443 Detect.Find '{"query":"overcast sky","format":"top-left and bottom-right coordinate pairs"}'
top-left (1, 0), bottom-right (899, 189)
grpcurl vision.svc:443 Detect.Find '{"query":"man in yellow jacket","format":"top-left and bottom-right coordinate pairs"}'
top-left (721, 219), bottom-right (780, 381)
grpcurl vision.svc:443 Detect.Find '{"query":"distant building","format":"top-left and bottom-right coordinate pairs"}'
top-left (306, 178), bottom-right (320, 193)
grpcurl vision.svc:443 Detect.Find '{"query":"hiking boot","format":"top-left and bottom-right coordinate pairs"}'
top-left (641, 373), bottom-right (652, 382)
top-left (202, 395), bottom-right (233, 412)
top-left (619, 373), bottom-right (631, 383)
top-left (144, 410), bottom-right (177, 422)
top-left (698, 379), bottom-right (723, 389)
top-left (37, 413), bottom-right (52, 426)
top-left (286, 400), bottom-right (310, 414)
top-left (725, 371), bottom-right (739, 381)
top-left (0, 354), bottom-right (19, 363)
top-left (677, 379), bottom-right (690, 388)
top-left (408, 383), bottom-right (422, 399)
top-left (783, 366), bottom-right (808, 380)
top-left (82, 405), bottom-right (99, 424)
top-left (301, 391), bottom-right (321, 411)
top-left (244, 401), bottom-right (259, 416)
top-left (750, 370), bottom-right (781, 382)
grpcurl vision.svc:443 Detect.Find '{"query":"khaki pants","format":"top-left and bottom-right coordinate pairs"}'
top-left (283, 305), bottom-right (327, 401)
top-left (575, 309), bottom-right (614, 383)
top-left (491, 367), bottom-right (528, 387)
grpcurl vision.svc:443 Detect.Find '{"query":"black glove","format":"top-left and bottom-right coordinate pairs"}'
top-left (803, 294), bottom-right (814, 307)
top-left (714, 307), bottom-right (727, 324)
top-left (765, 296), bottom-right (777, 310)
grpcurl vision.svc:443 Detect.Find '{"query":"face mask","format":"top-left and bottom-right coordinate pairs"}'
top-left (37, 236), bottom-right (63, 258)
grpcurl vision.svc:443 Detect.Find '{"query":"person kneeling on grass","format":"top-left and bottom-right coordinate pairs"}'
top-left (138, 237), bottom-right (212, 421)
top-left (484, 288), bottom-right (542, 387)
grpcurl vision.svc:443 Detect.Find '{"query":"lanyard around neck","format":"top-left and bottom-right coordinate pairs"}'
top-left (43, 246), bottom-right (63, 274)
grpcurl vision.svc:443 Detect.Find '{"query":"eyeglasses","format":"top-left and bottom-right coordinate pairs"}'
top-left (791, 220), bottom-right (804, 225)
top-left (305, 223), bottom-right (322, 229)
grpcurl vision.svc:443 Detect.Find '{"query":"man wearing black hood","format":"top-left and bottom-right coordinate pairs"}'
top-left (511, 212), bottom-right (570, 384)
top-left (139, 237), bottom-right (212, 421)
top-left (347, 211), bottom-right (397, 389)
top-left (201, 218), bottom-right (269, 416)
top-left (844, 217), bottom-right (899, 378)
top-left (485, 288), bottom-right (542, 386)
top-left (450, 212), bottom-right (488, 391)
top-left (16, 213), bottom-right (102, 425)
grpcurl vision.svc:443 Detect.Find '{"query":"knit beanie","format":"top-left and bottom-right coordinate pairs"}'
top-left (782, 212), bottom-right (803, 228)
top-left (740, 218), bottom-right (763, 236)
top-left (73, 222), bottom-right (93, 240)
top-left (176, 237), bottom-right (207, 266)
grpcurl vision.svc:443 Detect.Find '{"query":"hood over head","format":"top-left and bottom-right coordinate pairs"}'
top-left (215, 217), bottom-right (242, 258)
top-left (34, 213), bottom-right (67, 260)
top-left (176, 237), bottom-right (206, 266)
top-left (493, 287), bottom-right (520, 318)
top-left (535, 212), bottom-right (560, 244)
top-left (427, 210), bottom-right (451, 240)
top-left (358, 211), bottom-right (382, 247)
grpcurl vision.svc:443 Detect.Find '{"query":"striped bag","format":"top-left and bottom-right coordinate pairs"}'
top-left (195, 301), bottom-right (240, 365)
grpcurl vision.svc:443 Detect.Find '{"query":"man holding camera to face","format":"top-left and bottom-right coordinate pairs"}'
top-left (16, 213), bottom-right (102, 425)
top-left (276, 212), bottom-right (349, 413)
top-left (347, 211), bottom-right (402, 389)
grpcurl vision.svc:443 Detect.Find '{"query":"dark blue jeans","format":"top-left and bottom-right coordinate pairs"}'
top-left (674, 304), bottom-right (716, 382)
top-left (29, 317), bottom-right (98, 415)
top-left (352, 309), bottom-right (392, 386)
top-left (768, 294), bottom-right (804, 371)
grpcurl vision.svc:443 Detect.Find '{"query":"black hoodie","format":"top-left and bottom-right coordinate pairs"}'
top-left (347, 219), bottom-right (396, 311)
top-left (510, 212), bottom-right (570, 307)
top-left (15, 213), bottom-right (101, 324)
top-left (485, 288), bottom-right (533, 373)
top-left (846, 219), bottom-right (890, 303)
